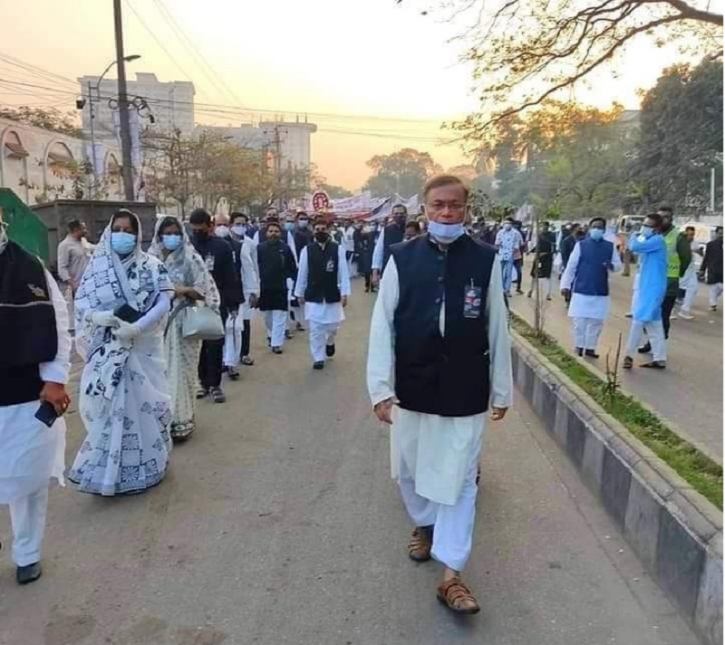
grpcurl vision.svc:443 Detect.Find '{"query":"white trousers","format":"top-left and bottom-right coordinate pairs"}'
top-left (6, 486), bottom-right (49, 566)
top-left (290, 305), bottom-right (303, 326)
top-left (529, 276), bottom-right (552, 298)
top-left (626, 320), bottom-right (667, 362)
top-left (709, 283), bottom-right (723, 307)
top-left (573, 317), bottom-right (604, 351)
top-left (309, 321), bottom-right (339, 362)
top-left (223, 312), bottom-right (242, 368)
top-left (680, 282), bottom-right (699, 313)
top-left (397, 427), bottom-right (483, 572)
top-left (264, 310), bottom-right (288, 348)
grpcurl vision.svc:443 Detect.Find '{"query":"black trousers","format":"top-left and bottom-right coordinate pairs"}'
top-left (662, 294), bottom-right (677, 339)
top-left (198, 308), bottom-right (229, 389)
top-left (241, 318), bottom-right (251, 358)
top-left (514, 259), bottom-right (523, 291)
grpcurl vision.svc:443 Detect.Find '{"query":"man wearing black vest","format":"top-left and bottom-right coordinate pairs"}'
top-left (367, 175), bottom-right (512, 615)
top-left (0, 217), bottom-right (71, 584)
top-left (294, 218), bottom-right (351, 369)
top-left (371, 203), bottom-right (408, 286)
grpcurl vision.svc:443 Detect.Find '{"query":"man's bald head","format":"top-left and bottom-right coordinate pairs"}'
top-left (215, 214), bottom-right (230, 226)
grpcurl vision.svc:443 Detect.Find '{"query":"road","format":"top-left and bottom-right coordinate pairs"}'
top-left (0, 290), bottom-right (699, 645)
top-left (511, 271), bottom-right (723, 461)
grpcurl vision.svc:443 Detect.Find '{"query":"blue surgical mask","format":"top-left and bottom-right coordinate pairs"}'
top-left (589, 228), bottom-right (604, 241)
top-left (641, 225), bottom-right (654, 238)
top-left (232, 224), bottom-right (246, 237)
top-left (285, 222), bottom-right (295, 232)
top-left (428, 221), bottom-right (465, 244)
top-left (111, 231), bottom-right (136, 255)
top-left (162, 234), bottom-right (182, 251)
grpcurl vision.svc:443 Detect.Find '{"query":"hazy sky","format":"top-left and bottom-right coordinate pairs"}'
top-left (0, 0), bottom-right (707, 189)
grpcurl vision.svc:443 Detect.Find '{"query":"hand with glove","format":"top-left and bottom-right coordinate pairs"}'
top-left (90, 310), bottom-right (120, 328)
top-left (114, 320), bottom-right (141, 341)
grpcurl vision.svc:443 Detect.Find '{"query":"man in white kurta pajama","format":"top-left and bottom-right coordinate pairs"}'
top-left (295, 219), bottom-right (351, 369)
top-left (0, 223), bottom-right (71, 585)
top-left (367, 175), bottom-right (512, 615)
top-left (560, 218), bottom-right (622, 358)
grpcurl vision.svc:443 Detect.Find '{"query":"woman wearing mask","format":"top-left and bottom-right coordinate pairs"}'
top-left (149, 216), bottom-right (220, 441)
top-left (70, 209), bottom-right (175, 496)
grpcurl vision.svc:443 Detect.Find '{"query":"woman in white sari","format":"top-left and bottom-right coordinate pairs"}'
top-left (149, 216), bottom-right (220, 441)
top-left (70, 209), bottom-right (175, 496)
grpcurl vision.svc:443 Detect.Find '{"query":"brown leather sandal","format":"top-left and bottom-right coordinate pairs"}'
top-left (407, 526), bottom-right (433, 562)
top-left (436, 577), bottom-right (481, 614)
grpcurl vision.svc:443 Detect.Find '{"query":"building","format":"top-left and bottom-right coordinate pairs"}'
top-left (0, 117), bottom-right (123, 205)
top-left (78, 72), bottom-right (195, 141)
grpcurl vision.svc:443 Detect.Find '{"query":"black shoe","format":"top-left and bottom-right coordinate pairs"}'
top-left (527, 291), bottom-right (532, 298)
top-left (313, 361), bottom-right (325, 370)
top-left (640, 360), bottom-right (666, 370)
top-left (638, 343), bottom-right (652, 354)
top-left (267, 337), bottom-right (271, 347)
top-left (227, 367), bottom-right (240, 381)
top-left (584, 350), bottom-right (599, 359)
top-left (576, 347), bottom-right (584, 357)
top-left (711, 305), bottom-right (718, 312)
top-left (625, 312), bottom-right (633, 318)
top-left (516, 289), bottom-right (524, 295)
top-left (285, 330), bottom-right (293, 340)
top-left (326, 344), bottom-right (336, 358)
top-left (221, 365), bottom-right (229, 374)
top-left (272, 346), bottom-right (283, 355)
top-left (546, 296), bottom-right (552, 301)
top-left (17, 562), bottom-right (42, 585)
top-left (296, 322), bottom-right (306, 332)
top-left (210, 387), bottom-right (226, 403)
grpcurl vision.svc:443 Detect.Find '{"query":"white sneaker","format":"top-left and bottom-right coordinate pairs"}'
top-left (678, 311), bottom-right (695, 320)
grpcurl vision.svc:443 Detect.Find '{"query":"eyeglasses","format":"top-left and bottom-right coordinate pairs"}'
top-left (426, 202), bottom-right (467, 213)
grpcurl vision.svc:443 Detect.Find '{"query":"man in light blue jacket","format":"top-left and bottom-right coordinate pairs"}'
top-left (623, 213), bottom-right (668, 369)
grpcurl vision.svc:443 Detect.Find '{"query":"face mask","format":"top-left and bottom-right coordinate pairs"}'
top-left (162, 234), bottom-right (182, 251)
top-left (298, 220), bottom-right (308, 229)
top-left (315, 231), bottom-right (329, 243)
top-left (503, 223), bottom-right (512, 231)
top-left (589, 228), bottom-right (604, 241)
top-left (111, 231), bottom-right (136, 255)
top-left (428, 221), bottom-right (465, 244)
top-left (215, 225), bottom-right (230, 238)
top-left (641, 225), bottom-right (654, 238)
top-left (285, 222), bottom-right (295, 232)
top-left (232, 224), bottom-right (246, 237)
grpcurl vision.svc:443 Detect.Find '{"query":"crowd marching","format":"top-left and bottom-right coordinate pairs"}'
top-left (0, 173), bottom-right (722, 615)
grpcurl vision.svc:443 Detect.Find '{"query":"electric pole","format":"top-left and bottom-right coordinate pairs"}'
top-left (264, 124), bottom-right (287, 209)
top-left (114, 0), bottom-right (135, 201)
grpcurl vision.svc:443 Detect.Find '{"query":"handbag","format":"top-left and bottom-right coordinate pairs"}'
top-left (182, 304), bottom-right (225, 341)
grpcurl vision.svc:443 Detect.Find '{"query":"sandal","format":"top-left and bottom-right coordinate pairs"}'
top-left (408, 526), bottom-right (433, 562)
top-left (437, 577), bottom-right (481, 615)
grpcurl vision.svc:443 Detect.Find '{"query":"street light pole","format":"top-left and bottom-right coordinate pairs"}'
top-left (87, 81), bottom-right (96, 177)
top-left (113, 0), bottom-right (135, 201)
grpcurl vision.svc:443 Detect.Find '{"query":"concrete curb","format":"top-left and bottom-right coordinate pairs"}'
top-left (512, 333), bottom-right (723, 645)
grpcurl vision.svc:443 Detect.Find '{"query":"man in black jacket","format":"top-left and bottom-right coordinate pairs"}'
top-left (700, 227), bottom-right (724, 312)
top-left (189, 208), bottom-right (241, 403)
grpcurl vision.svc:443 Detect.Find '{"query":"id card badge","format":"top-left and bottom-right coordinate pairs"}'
top-left (205, 254), bottom-right (215, 272)
top-left (463, 282), bottom-right (482, 319)
top-left (325, 259), bottom-right (335, 273)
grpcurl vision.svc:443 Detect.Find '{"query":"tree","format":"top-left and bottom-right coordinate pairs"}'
top-left (631, 57), bottom-right (723, 212)
top-left (0, 106), bottom-right (82, 138)
top-left (397, 0), bottom-right (722, 133)
top-left (363, 148), bottom-right (443, 197)
top-left (315, 183), bottom-right (354, 199)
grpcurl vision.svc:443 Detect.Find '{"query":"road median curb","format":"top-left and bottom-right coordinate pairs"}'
top-left (512, 332), bottom-right (723, 645)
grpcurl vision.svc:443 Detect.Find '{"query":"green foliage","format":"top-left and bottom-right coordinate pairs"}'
top-left (632, 57), bottom-right (723, 212)
top-left (363, 148), bottom-right (442, 197)
top-left (512, 314), bottom-right (723, 509)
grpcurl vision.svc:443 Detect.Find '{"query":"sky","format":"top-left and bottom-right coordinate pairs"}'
top-left (0, 0), bottom-right (712, 190)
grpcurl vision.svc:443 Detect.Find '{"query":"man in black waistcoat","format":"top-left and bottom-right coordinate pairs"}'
top-left (190, 208), bottom-right (242, 403)
top-left (0, 218), bottom-right (71, 585)
top-left (294, 218), bottom-right (352, 369)
top-left (367, 175), bottom-right (512, 615)
top-left (371, 203), bottom-right (408, 287)
top-left (257, 221), bottom-right (298, 354)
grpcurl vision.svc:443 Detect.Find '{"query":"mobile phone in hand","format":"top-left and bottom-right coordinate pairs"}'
top-left (35, 401), bottom-right (59, 428)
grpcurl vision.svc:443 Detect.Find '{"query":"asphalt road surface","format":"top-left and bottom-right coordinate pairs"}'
top-left (511, 271), bottom-right (723, 462)
top-left (0, 290), bottom-right (700, 645)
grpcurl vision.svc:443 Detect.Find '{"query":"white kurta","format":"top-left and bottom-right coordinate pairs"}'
top-left (367, 254), bottom-right (513, 506)
top-left (294, 244), bottom-right (352, 324)
top-left (0, 271), bottom-right (70, 504)
top-left (561, 240), bottom-right (622, 320)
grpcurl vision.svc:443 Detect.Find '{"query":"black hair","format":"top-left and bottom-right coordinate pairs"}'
top-left (158, 216), bottom-right (181, 237)
top-left (685, 226), bottom-right (696, 233)
top-left (230, 211), bottom-right (248, 224)
top-left (266, 220), bottom-right (282, 232)
top-left (111, 209), bottom-right (139, 234)
top-left (645, 213), bottom-right (663, 228)
top-left (392, 204), bottom-right (408, 214)
top-left (589, 217), bottom-right (607, 227)
top-left (505, 216), bottom-right (515, 223)
top-left (406, 221), bottom-right (421, 234)
top-left (67, 219), bottom-right (83, 232)
top-left (189, 208), bottom-right (212, 225)
top-left (658, 205), bottom-right (673, 216)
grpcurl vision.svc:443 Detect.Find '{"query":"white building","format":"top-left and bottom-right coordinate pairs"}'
top-left (78, 72), bottom-right (195, 141)
top-left (0, 117), bottom-right (123, 204)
